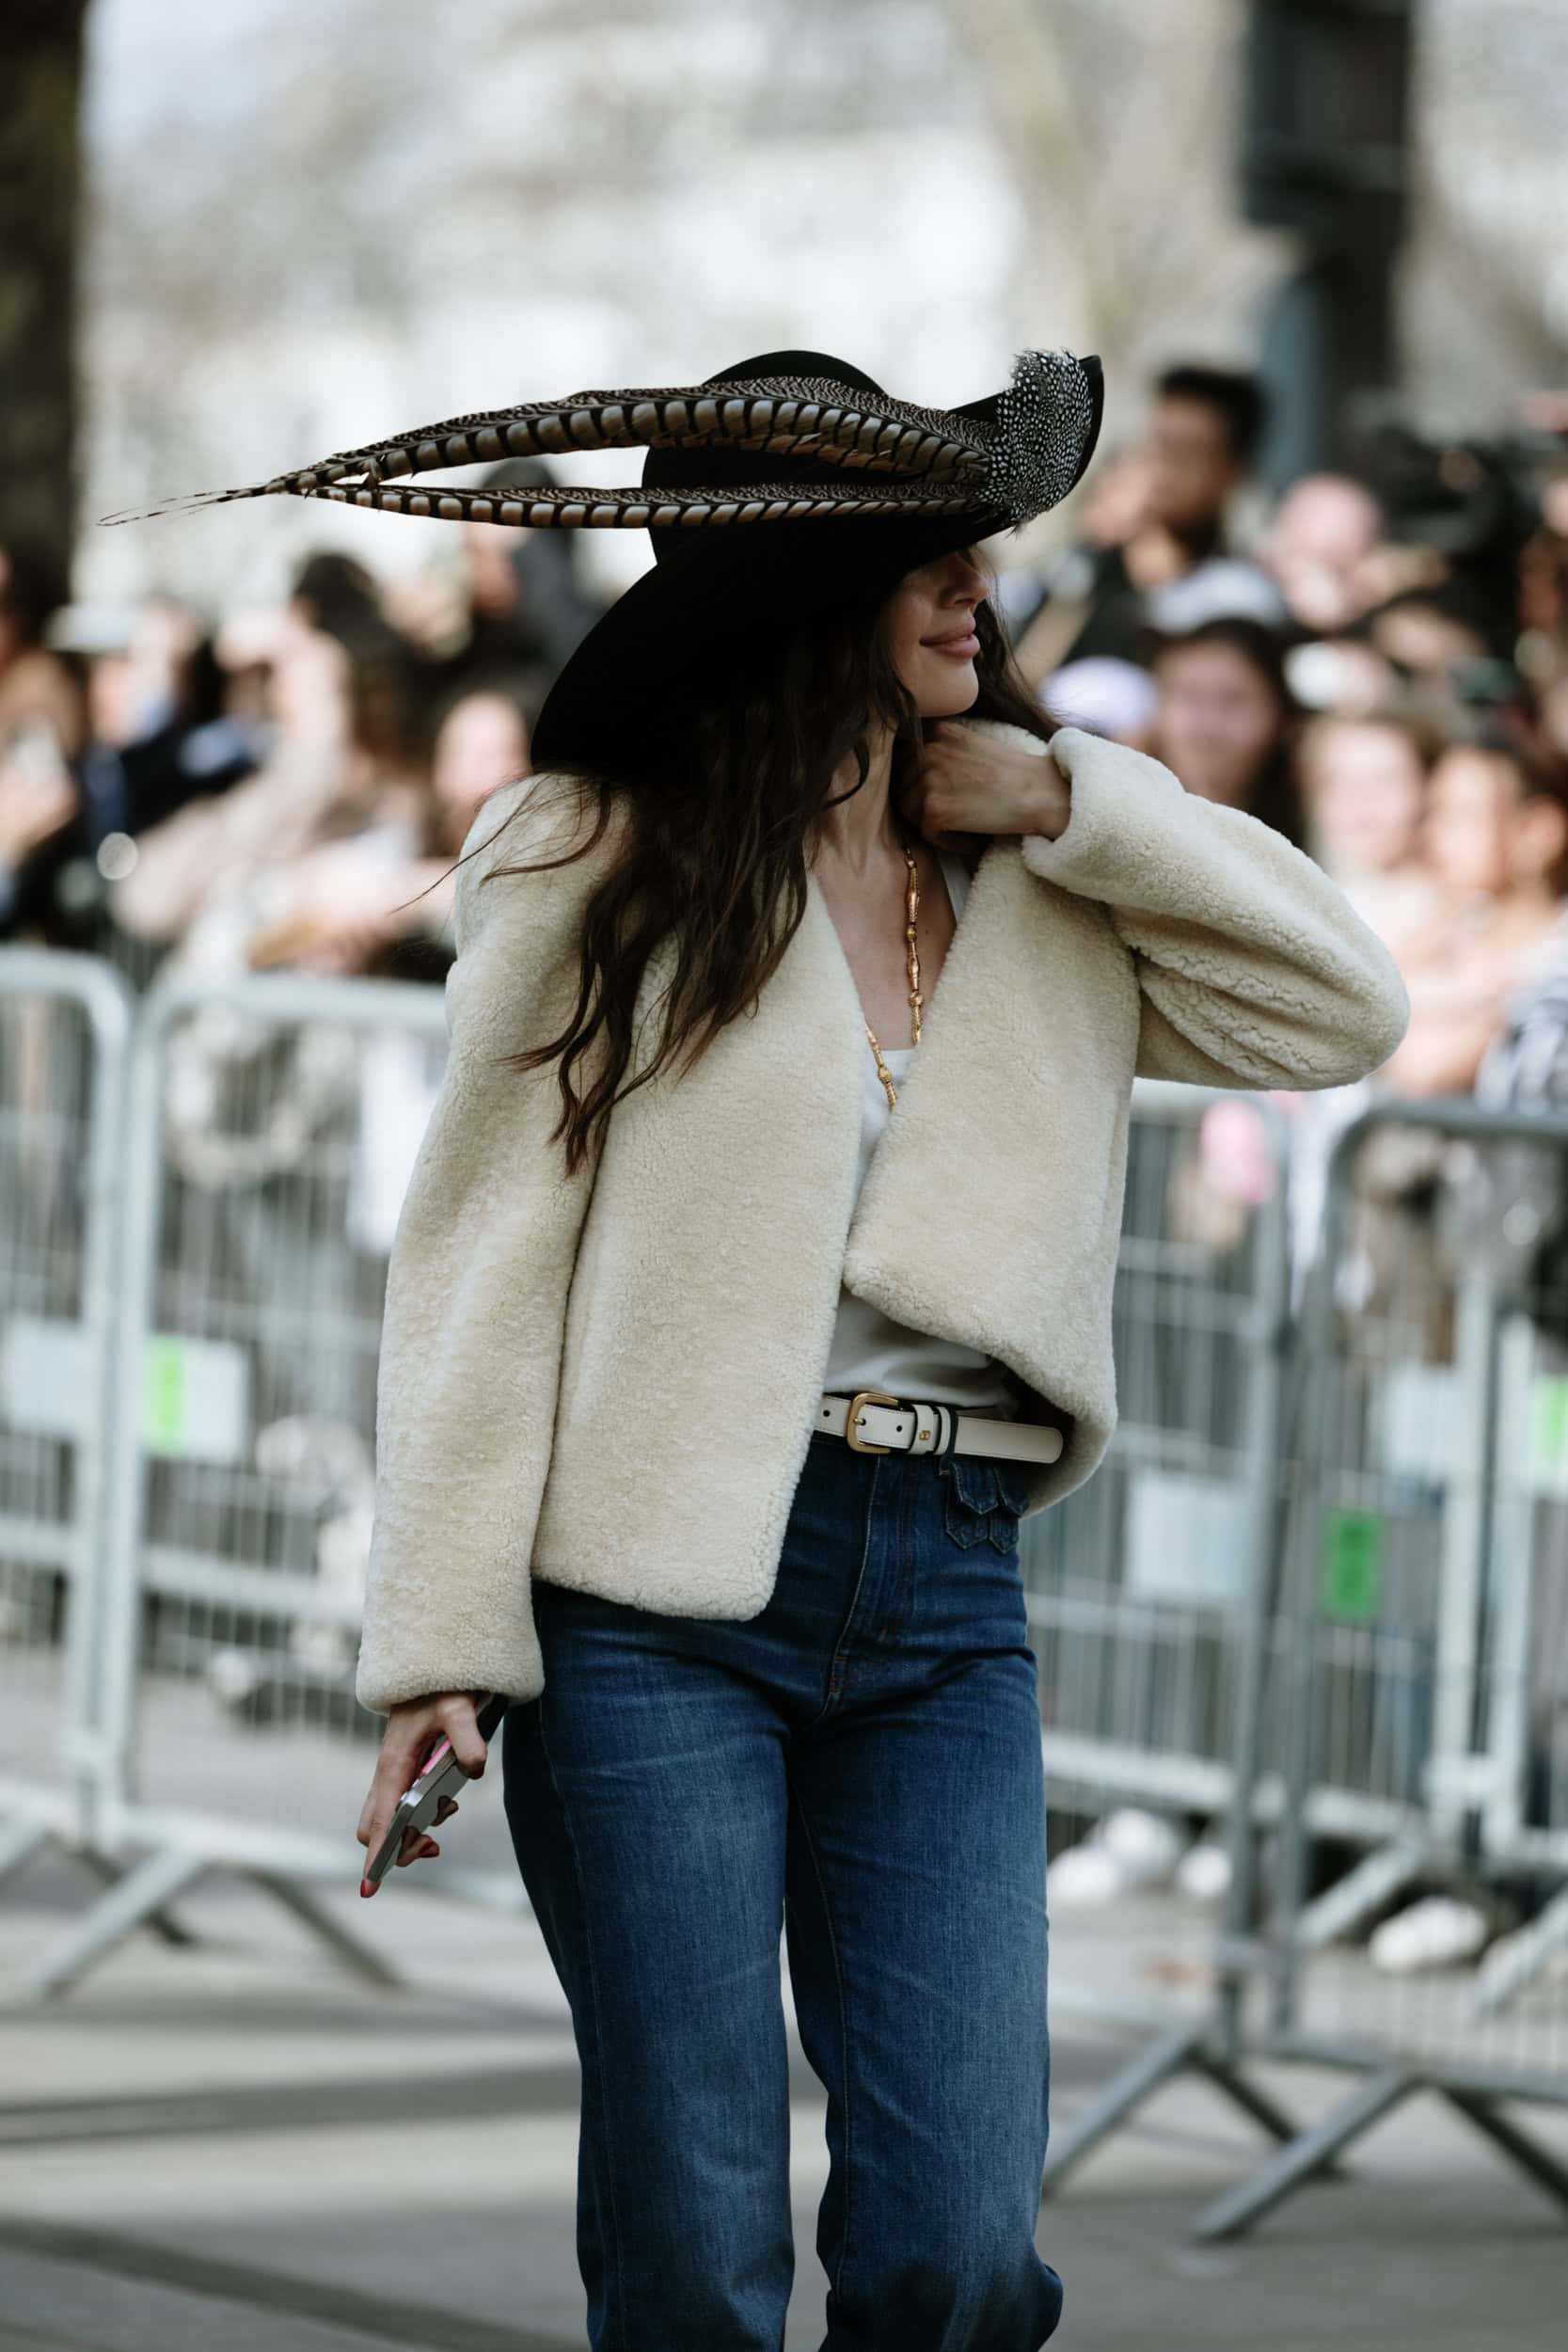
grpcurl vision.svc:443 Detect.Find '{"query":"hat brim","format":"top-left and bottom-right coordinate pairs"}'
top-left (530, 507), bottom-right (1010, 772)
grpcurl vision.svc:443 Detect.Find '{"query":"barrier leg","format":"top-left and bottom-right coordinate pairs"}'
top-left (1041, 2022), bottom-right (1345, 2203)
top-left (23, 1849), bottom-right (408, 1999)
top-left (1191, 2066), bottom-right (1418, 2241)
top-left (1040, 2024), bottom-right (1207, 2194)
top-left (249, 1868), bottom-right (404, 1991)
top-left (0, 1819), bottom-right (200, 1948)
top-left (0, 1815), bottom-right (54, 1891)
top-left (1190, 2044), bottom-right (1338, 2160)
top-left (22, 1846), bottom-right (210, 1997)
top-left (73, 1844), bottom-right (200, 1947)
top-left (1443, 2087), bottom-right (1568, 2216)
top-left (1469, 1885), bottom-right (1568, 2019)
top-left (1292, 1840), bottom-right (1427, 1950)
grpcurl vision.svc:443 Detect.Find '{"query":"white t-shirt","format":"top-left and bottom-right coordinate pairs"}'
top-left (823, 849), bottom-right (1020, 1417)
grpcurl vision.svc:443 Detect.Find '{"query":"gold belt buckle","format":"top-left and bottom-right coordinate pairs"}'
top-left (844, 1388), bottom-right (900, 1454)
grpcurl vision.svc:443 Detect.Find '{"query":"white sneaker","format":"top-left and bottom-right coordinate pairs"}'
top-left (206, 1645), bottom-right (262, 1705)
top-left (1369, 1895), bottom-right (1491, 1975)
top-left (1175, 1840), bottom-right (1232, 1901)
top-left (1047, 1844), bottom-right (1127, 1907)
top-left (1046, 1808), bottom-right (1183, 1908)
top-left (1100, 1807), bottom-right (1183, 1887)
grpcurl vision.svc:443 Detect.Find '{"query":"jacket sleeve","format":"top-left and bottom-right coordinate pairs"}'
top-left (355, 776), bottom-right (613, 1715)
top-left (1012, 723), bottom-right (1412, 1089)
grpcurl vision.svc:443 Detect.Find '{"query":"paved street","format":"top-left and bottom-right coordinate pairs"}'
top-left (2, 1840), bottom-right (1566, 2352)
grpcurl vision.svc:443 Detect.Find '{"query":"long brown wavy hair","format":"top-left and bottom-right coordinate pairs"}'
top-left (465, 561), bottom-right (1058, 1181)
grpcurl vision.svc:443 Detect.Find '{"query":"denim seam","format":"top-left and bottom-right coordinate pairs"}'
top-left (790, 1782), bottom-right (856, 2305)
top-left (809, 1460), bottom-right (880, 1724)
top-left (535, 1697), bottom-right (627, 2347)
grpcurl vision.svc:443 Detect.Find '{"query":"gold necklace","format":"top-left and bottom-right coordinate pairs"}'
top-left (863, 842), bottom-right (921, 1111)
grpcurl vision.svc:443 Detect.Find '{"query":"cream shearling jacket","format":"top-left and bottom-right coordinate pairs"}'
top-left (355, 721), bottom-right (1410, 1714)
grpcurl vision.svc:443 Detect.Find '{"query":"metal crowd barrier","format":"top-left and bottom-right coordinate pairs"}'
top-left (16, 961), bottom-right (527, 1999)
top-left (1187, 1097), bottom-right (1568, 2240)
top-left (1027, 1083), bottom-right (1326, 2193)
top-left (0, 951), bottom-right (132, 1889)
top-left (13, 943), bottom-right (1567, 2255)
top-left (1024, 1083), bottom-right (1291, 1819)
top-left (1032, 1092), bottom-right (1568, 2236)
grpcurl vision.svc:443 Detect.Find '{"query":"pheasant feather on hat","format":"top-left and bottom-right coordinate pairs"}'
top-left (101, 349), bottom-right (1102, 535)
top-left (103, 345), bottom-right (1103, 769)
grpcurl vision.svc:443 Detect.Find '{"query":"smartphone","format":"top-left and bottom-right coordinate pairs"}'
top-left (365, 1691), bottom-right (510, 1889)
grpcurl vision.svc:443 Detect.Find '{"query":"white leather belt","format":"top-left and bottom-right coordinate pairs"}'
top-left (816, 1389), bottom-right (1065, 1466)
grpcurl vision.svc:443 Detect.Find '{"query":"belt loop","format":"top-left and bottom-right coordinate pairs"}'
top-left (935, 1403), bottom-right (958, 1463)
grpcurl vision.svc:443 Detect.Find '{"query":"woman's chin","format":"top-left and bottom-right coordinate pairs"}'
top-left (912, 662), bottom-right (981, 719)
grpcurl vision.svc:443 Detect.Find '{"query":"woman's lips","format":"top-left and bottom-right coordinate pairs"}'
top-left (925, 628), bottom-right (980, 658)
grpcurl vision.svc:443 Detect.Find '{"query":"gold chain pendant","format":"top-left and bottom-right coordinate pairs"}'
top-left (863, 845), bottom-right (921, 1111)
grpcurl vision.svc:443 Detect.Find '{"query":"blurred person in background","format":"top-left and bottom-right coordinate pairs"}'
top-left (1295, 707), bottom-right (1446, 956)
top-left (1283, 628), bottom-right (1407, 721)
top-left (1518, 455), bottom-right (1568, 669)
top-left (0, 541), bottom-right (87, 940)
top-left (1009, 360), bottom-right (1287, 687)
top-left (1138, 616), bottom-right (1307, 847)
top-left (991, 440), bottom-right (1151, 641)
top-left (285, 549), bottom-right (429, 771)
top-left (1541, 672), bottom-right (1568, 763)
top-left (384, 457), bottom-right (604, 695)
top-left (1381, 724), bottom-right (1568, 1101)
top-left (105, 612), bottom-right (426, 977)
top-left (1257, 471), bottom-right (1386, 635)
top-left (0, 539), bottom-right (83, 759)
top-left (75, 594), bottom-right (261, 843)
top-left (1363, 580), bottom-right (1497, 726)
top-left (284, 670), bottom-right (545, 984)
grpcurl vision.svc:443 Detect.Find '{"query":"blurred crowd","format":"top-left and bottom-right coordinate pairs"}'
top-left (0, 455), bottom-right (600, 994)
top-left (996, 360), bottom-right (1568, 1314)
top-left (5, 381), bottom-right (1568, 1304)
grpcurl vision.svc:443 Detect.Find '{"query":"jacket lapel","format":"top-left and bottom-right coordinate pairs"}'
top-left (841, 834), bottom-right (1014, 1245)
top-left (842, 827), bottom-right (1135, 1405)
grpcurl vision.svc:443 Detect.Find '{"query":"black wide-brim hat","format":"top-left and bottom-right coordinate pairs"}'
top-left (103, 343), bottom-right (1102, 771)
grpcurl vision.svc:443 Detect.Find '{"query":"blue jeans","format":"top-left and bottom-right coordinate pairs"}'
top-left (501, 1428), bottom-right (1064, 2352)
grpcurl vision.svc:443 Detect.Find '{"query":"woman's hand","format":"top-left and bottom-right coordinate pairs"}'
top-left (897, 722), bottom-right (1070, 852)
top-left (356, 1690), bottom-right (491, 1896)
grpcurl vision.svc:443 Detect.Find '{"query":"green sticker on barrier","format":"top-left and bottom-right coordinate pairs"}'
top-left (1323, 1508), bottom-right (1383, 1621)
top-left (1532, 1376), bottom-right (1568, 1472)
top-left (138, 1332), bottom-right (249, 1463)
top-left (142, 1335), bottom-right (189, 1452)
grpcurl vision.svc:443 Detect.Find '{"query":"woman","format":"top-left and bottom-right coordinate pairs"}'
top-left (119, 349), bottom-right (1408, 2349)
top-left (1140, 614), bottom-right (1307, 847)
top-left (1294, 704), bottom-right (1444, 957)
top-left (1383, 723), bottom-right (1568, 1100)
top-left (105, 617), bottom-right (426, 966)
top-left (275, 671), bottom-right (546, 983)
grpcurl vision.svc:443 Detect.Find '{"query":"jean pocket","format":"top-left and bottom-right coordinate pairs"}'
top-left (939, 1453), bottom-right (1030, 1552)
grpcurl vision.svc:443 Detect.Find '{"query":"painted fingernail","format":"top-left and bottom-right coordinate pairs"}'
top-left (360, 1879), bottom-right (374, 1898)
